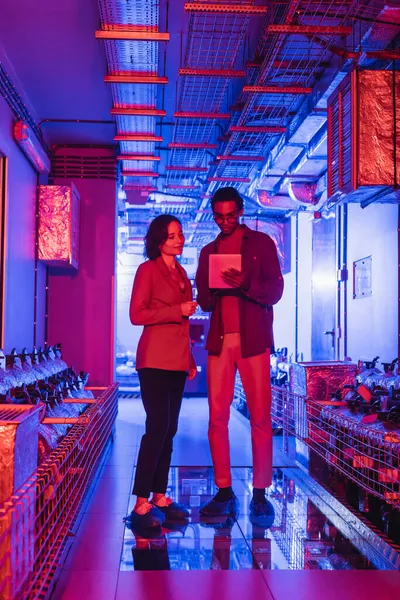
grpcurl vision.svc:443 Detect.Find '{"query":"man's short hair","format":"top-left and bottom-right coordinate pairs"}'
top-left (211, 187), bottom-right (244, 212)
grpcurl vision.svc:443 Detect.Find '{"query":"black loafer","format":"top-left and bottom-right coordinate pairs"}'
top-left (128, 506), bottom-right (166, 531)
top-left (199, 494), bottom-right (239, 518)
top-left (249, 499), bottom-right (275, 528)
top-left (153, 500), bottom-right (190, 521)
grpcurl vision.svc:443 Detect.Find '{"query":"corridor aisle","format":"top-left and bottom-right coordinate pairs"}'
top-left (51, 396), bottom-right (400, 600)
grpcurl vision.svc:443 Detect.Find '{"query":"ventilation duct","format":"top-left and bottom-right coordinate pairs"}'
top-left (287, 181), bottom-right (318, 206)
top-left (257, 190), bottom-right (300, 211)
top-left (328, 70), bottom-right (400, 206)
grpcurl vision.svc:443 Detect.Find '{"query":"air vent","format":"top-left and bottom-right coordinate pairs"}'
top-left (50, 151), bottom-right (117, 181)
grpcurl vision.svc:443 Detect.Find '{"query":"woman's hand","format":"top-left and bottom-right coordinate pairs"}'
top-left (181, 301), bottom-right (198, 317)
top-left (188, 368), bottom-right (197, 380)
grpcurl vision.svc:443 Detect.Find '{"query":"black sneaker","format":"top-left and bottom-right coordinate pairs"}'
top-left (199, 493), bottom-right (239, 518)
top-left (249, 499), bottom-right (275, 528)
top-left (128, 502), bottom-right (166, 531)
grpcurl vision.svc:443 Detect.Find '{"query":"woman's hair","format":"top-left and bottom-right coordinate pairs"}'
top-left (144, 214), bottom-right (182, 260)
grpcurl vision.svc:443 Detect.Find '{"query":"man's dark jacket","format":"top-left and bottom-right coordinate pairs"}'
top-left (195, 225), bottom-right (284, 358)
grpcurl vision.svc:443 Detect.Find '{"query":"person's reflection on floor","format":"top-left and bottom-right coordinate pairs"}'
top-left (201, 517), bottom-right (234, 570)
top-left (129, 521), bottom-right (188, 571)
top-left (251, 525), bottom-right (272, 570)
top-left (132, 531), bottom-right (171, 571)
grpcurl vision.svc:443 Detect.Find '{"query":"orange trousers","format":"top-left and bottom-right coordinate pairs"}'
top-left (207, 333), bottom-right (272, 489)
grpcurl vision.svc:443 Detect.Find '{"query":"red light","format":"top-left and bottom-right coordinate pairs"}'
top-left (216, 155), bottom-right (265, 162)
top-left (207, 177), bottom-right (250, 183)
top-left (164, 185), bottom-right (199, 189)
top-left (13, 121), bottom-right (50, 173)
top-left (243, 85), bottom-right (312, 94)
top-left (105, 74), bottom-right (168, 84)
top-left (184, 3), bottom-right (268, 14)
top-left (114, 134), bottom-right (163, 142)
top-left (179, 68), bottom-right (245, 78)
top-left (111, 106), bottom-right (166, 116)
top-left (230, 126), bottom-right (286, 133)
top-left (174, 111), bottom-right (230, 119)
top-left (38, 184), bottom-right (79, 269)
top-left (166, 166), bottom-right (208, 172)
top-left (96, 30), bottom-right (170, 41)
top-left (168, 143), bottom-right (217, 149)
top-left (121, 171), bottom-right (159, 177)
top-left (117, 155), bottom-right (160, 161)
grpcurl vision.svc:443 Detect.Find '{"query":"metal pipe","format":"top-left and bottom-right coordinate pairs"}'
top-left (295, 214), bottom-right (299, 360)
top-left (33, 174), bottom-right (40, 346)
top-left (337, 205), bottom-right (342, 360)
top-left (343, 205), bottom-right (348, 357)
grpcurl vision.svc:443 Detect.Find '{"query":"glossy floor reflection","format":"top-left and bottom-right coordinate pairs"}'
top-left (121, 467), bottom-right (382, 572)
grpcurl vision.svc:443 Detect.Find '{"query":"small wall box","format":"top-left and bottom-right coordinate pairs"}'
top-left (38, 184), bottom-right (80, 270)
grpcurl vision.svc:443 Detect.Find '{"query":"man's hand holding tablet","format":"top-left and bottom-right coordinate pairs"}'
top-left (209, 254), bottom-right (243, 289)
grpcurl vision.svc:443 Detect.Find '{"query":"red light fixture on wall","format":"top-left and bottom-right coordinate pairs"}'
top-left (13, 121), bottom-right (50, 173)
top-left (38, 184), bottom-right (80, 269)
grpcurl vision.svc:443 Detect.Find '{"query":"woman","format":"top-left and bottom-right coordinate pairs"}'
top-left (129, 215), bottom-right (198, 530)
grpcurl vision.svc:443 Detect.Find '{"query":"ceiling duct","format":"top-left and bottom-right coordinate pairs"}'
top-left (328, 70), bottom-right (400, 207)
top-left (287, 181), bottom-right (318, 206)
top-left (257, 189), bottom-right (300, 211)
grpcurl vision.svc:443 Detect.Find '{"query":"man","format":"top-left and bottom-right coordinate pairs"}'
top-left (195, 187), bottom-right (283, 523)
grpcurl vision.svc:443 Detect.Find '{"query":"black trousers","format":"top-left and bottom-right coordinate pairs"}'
top-left (133, 368), bottom-right (187, 498)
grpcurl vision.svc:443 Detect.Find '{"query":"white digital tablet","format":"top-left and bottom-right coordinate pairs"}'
top-left (209, 254), bottom-right (242, 289)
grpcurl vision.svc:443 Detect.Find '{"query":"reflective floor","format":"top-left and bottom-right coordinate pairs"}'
top-left (121, 467), bottom-right (380, 572)
top-left (52, 397), bottom-right (400, 600)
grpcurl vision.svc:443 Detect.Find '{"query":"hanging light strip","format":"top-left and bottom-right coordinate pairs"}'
top-left (267, 24), bottom-right (352, 36)
top-left (230, 126), bottom-right (286, 133)
top-left (95, 30), bottom-right (170, 42)
top-left (117, 155), bottom-right (160, 161)
top-left (179, 68), bottom-right (245, 77)
top-left (166, 166), bottom-right (208, 172)
top-left (208, 177), bottom-right (250, 183)
top-left (115, 134), bottom-right (163, 142)
top-left (123, 185), bottom-right (157, 191)
top-left (168, 143), bottom-right (217, 149)
top-left (121, 171), bottom-right (159, 177)
top-left (111, 107), bottom-right (166, 116)
top-left (216, 155), bottom-right (265, 162)
top-left (243, 85), bottom-right (312, 94)
top-left (164, 184), bottom-right (199, 189)
top-left (105, 74), bottom-right (168, 84)
top-left (174, 111), bottom-right (230, 119)
top-left (184, 3), bottom-right (268, 15)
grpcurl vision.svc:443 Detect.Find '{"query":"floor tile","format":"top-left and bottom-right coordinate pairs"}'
top-left (115, 570), bottom-right (273, 600)
top-left (85, 492), bottom-right (130, 515)
top-left (52, 570), bottom-right (119, 600)
top-left (92, 477), bottom-right (132, 498)
top-left (262, 570), bottom-right (400, 600)
top-left (101, 463), bottom-right (135, 479)
top-left (63, 536), bottom-right (123, 571)
top-left (76, 511), bottom-right (127, 540)
top-left (107, 449), bottom-right (138, 464)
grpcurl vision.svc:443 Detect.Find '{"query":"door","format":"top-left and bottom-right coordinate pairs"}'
top-left (311, 217), bottom-right (336, 361)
